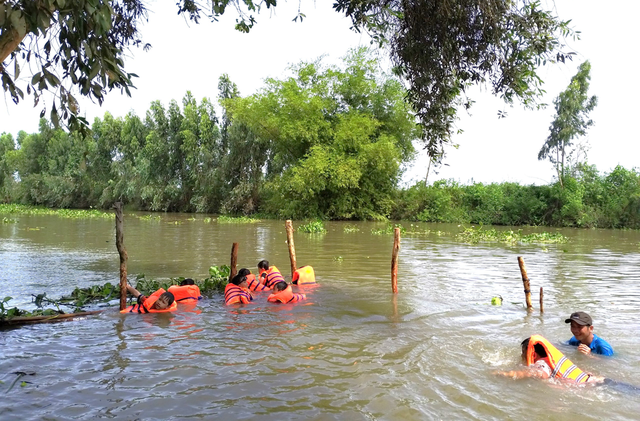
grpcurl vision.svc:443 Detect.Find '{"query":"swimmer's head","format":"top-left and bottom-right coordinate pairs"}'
top-left (231, 274), bottom-right (248, 288)
top-left (180, 278), bottom-right (195, 286)
top-left (273, 281), bottom-right (288, 292)
top-left (153, 291), bottom-right (175, 309)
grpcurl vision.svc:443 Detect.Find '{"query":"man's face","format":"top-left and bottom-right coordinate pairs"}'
top-left (570, 321), bottom-right (593, 342)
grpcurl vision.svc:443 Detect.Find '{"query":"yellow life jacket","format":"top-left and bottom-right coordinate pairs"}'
top-left (292, 265), bottom-right (316, 285)
top-left (526, 335), bottom-right (590, 383)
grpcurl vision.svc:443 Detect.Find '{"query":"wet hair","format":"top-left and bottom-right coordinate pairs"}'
top-left (180, 278), bottom-right (195, 286)
top-left (238, 268), bottom-right (251, 277)
top-left (520, 337), bottom-right (547, 358)
top-left (160, 291), bottom-right (175, 306)
top-left (258, 260), bottom-right (270, 271)
top-left (273, 281), bottom-right (288, 292)
top-left (231, 274), bottom-right (247, 286)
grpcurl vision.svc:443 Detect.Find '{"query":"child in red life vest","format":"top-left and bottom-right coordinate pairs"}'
top-left (121, 284), bottom-right (177, 313)
top-left (238, 268), bottom-right (269, 292)
top-left (224, 274), bottom-right (253, 305)
top-left (168, 278), bottom-right (202, 302)
top-left (257, 260), bottom-right (285, 288)
top-left (267, 281), bottom-right (306, 304)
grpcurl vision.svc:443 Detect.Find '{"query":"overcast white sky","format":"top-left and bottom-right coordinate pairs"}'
top-left (1, 0), bottom-right (638, 186)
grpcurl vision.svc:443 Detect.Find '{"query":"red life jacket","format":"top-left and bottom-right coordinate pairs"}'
top-left (120, 288), bottom-right (178, 314)
top-left (168, 284), bottom-right (202, 302)
top-left (224, 283), bottom-right (253, 305)
top-left (292, 265), bottom-right (316, 285)
top-left (267, 285), bottom-right (306, 303)
top-left (245, 273), bottom-right (269, 292)
top-left (260, 265), bottom-right (285, 288)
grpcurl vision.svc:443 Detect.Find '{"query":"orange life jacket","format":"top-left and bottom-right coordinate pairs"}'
top-left (292, 265), bottom-right (316, 285)
top-left (245, 273), bottom-right (269, 292)
top-left (526, 335), bottom-right (590, 383)
top-left (120, 288), bottom-right (178, 314)
top-left (260, 266), bottom-right (285, 288)
top-left (168, 284), bottom-right (202, 302)
top-left (224, 283), bottom-right (253, 305)
top-left (267, 285), bottom-right (306, 304)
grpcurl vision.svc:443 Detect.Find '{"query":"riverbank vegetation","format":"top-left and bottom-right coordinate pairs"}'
top-left (1, 50), bottom-right (638, 229)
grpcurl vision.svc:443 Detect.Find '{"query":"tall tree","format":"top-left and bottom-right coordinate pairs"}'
top-left (2, 0), bottom-right (573, 160)
top-left (538, 61), bottom-right (597, 187)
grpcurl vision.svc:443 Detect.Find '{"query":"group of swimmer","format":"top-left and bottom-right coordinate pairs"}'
top-left (121, 260), bottom-right (315, 314)
top-left (499, 312), bottom-right (640, 391)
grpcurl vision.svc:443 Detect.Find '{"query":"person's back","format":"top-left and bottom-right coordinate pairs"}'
top-left (224, 274), bottom-right (253, 305)
top-left (258, 260), bottom-right (285, 288)
top-left (168, 278), bottom-right (202, 302)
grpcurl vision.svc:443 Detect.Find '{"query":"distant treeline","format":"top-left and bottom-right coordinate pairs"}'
top-left (392, 167), bottom-right (640, 229)
top-left (0, 49), bottom-right (638, 228)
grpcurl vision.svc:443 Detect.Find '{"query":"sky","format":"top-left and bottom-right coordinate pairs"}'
top-left (1, 0), bottom-right (638, 186)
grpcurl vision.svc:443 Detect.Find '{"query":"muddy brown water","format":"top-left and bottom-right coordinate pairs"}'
top-left (1, 214), bottom-right (639, 420)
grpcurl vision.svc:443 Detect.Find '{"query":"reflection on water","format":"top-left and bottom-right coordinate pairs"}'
top-left (1, 215), bottom-right (640, 419)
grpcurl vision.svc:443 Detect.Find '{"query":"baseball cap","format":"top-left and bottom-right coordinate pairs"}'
top-left (565, 311), bottom-right (592, 326)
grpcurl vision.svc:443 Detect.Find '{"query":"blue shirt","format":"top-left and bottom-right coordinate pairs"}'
top-left (567, 333), bottom-right (614, 356)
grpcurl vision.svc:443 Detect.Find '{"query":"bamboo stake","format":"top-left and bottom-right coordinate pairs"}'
top-left (230, 242), bottom-right (239, 281)
top-left (517, 256), bottom-right (533, 310)
top-left (391, 228), bottom-right (401, 293)
top-left (285, 220), bottom-right (297, 278)
top-left (0, 310), bottom-right (105, 327)
top-left (540, 287), bottom-right (544, 313)
top-left (115, 202), bottom-right (128, 311)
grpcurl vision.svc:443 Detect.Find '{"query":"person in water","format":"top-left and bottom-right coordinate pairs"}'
top-left (496, 335), bottom-right (640, 393)
top-left (238, 268), bottom-right (270, 292)
top-left (258, 260), bottom-right (285, 289)
top-left (497, 335), bottom-right (603, 383)
top-left (565, 311), bottom-right (614, 356)
top-left (224, 273), bottom-right (253, 305)
top-left (168, 278), bottom-right (202, 302)
top-left (122, 284), bottom-right (176, 313)
top-left (267, 281), bottom-right (306, 304)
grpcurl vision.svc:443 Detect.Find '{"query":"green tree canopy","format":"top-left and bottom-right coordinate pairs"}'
top-left (2, 0), bottom-right (574, 159)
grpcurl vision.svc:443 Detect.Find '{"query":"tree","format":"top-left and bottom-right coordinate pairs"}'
top-left (2, 0), bottom-right (573, 160)
top-left (538, 61), bottom-right (597, 188)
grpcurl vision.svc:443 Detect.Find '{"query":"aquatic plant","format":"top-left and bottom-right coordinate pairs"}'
top-left (138, 214), bottom-right (162, 221)
top-left (134, 265), bottom-right (230, 298)
top-left (456, 226), bottom-right (568, 245)
top-left (343, 225), bottom-right (360, 233)
top-left (2, 217), bottom-right (18, 223)
top-left (298, 220), bottom-right (327, 234)
top-left (0, 204), bottom-right (112, 219)
top-left (217, 215), bottom-right (261, 223)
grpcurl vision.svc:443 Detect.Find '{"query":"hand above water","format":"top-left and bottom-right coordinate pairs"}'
top-left (578, 344), bottom-right (592, 355)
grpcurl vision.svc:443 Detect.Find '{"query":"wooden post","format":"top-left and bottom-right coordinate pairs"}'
top-left (230, 242), bottom-right (239, 281)
top-left (285, 220), bottom-right (297, 278)
top-left (517, 256), bottom-right (533, 310)
top-left (391, 227), bottom-right (401, 293)
top-left (114, 202), bottom-right (128, 311)
top-left (539, 287), bottom-right (544, 313)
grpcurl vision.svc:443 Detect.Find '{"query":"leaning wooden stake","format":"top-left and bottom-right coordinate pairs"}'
top-left (539, 287), bottom-right (544, 313)
top-left (115, 202), bottom-right (128, 311)
top-left (285, 220), bottom-right (297, 278)
top-left (0, 310), bottom-right (105, 327)
top-left (517, 256), bottom-right (533, 310)
top-left (391, 228), bottom-right (401, 293)
top-left (230, 242), bottom-right (239, 281)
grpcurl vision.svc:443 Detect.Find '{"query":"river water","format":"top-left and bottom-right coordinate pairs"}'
top-left (1, 213), bottom-right (639, 420)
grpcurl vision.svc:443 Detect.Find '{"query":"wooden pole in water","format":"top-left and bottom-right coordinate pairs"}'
top-left (517, 256), bottom-right (533, 310)
top-left (285, 220), bottom-right (297, 278)
top-left (391, 228), bottom-right (401, 293)
top-left (230, 242), bottom-right (239, 281)
top-left (540, 287), bottom-right (544, 313)
top-left (114, 202), bottom-right (128, 311)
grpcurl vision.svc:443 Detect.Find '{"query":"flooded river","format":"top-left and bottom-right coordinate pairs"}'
top-left (1, 213), bottom-right (640, 420)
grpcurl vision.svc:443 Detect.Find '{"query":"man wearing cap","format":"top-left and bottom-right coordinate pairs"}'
top-left (565, 311), bottom-right (614, 356)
